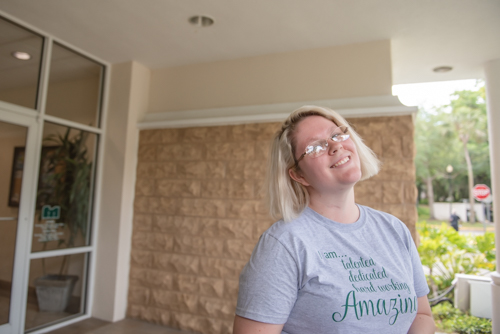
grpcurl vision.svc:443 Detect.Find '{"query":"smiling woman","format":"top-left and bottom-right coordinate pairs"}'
top-left (233, 106), bottom-right (436, 334)
top-left (266, 106), bottom-right (379, 223)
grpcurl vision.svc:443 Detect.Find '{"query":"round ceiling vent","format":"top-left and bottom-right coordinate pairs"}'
top-left (188, 15), bottom-right (214, 27)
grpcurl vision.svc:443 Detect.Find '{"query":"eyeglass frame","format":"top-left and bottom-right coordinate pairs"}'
top-left (293, 125), bottom-right (350, 169)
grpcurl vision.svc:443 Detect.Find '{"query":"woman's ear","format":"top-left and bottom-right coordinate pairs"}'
top-left (288, 168), bottom-right (310, 187)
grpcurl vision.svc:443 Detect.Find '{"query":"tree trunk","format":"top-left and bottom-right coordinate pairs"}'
top-left (462, 138), bottom-right (476, 223)
top-left (425, 176), bottom-right (436, 220)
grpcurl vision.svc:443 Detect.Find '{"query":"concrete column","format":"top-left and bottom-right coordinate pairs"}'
top-left (485, 58), bottom-right (500, 334)
top-left (92, 61), bottom-right (150, 321)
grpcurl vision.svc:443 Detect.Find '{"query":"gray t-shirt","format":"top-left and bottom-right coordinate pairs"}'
top-left (236, 205), bottom-right (429, 334)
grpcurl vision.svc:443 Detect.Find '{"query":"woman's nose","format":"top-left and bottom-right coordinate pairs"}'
top-left (327, 139), bottom-right (343, 155)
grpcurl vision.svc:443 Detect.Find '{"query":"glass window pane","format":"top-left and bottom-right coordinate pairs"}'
top-left (32, 122), bottom-right (97, 252)
top-left (0, 16), bottom-right (44, 109)
top-left (25, 253), bottom-right (88, 331)
top-left (46, 42), bottom-right (104, 127)
top-left (0, 121), bottom-right (28, 326)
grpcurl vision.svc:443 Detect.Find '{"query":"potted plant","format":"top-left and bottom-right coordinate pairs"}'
top-left (34, 128), bottom-right (92, 312)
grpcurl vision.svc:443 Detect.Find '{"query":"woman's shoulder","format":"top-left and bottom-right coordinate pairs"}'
top-left (359, 205), bottom-right (412, 237)
top-left (361, 205), bottom-right (404, 223)
top-left (262, 210), bottom-right (318, 241)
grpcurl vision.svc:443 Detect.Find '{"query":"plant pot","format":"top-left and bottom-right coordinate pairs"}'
top-left (35, 275), bottom-right (78, 312)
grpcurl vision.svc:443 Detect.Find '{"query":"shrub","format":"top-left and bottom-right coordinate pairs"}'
top-left (417, 222), bottom-right (496, 297)
top-left (432, 303), bottom-right (492, 334)
top-left (451, 316), bottom-right (493, 334)
top-left (419, 198), bottom-right (429, 205)
top-left (422, 225), bottom-right (495, 334)
top-left (417, 205), bottom-right (430, 220)
top-left (476, 232), bottom-right (496, 265)
top-left (432, 302), bottom-right (461, 321)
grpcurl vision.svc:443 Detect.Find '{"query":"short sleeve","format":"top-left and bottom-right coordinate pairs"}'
top-left (236, 233), bottom-right (299, 324)
top-left (407, 230), bottom-right (430, 297)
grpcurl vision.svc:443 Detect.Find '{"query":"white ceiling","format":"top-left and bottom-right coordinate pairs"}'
top-left (1, 0), bottom-right (499, 85)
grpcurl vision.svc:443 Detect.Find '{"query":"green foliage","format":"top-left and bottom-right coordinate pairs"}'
top-left (415, 82), bottom-right (491, 203)
top-left (415, 108), bottom-right (460, 183)
top-left (38, 128), bottom-right (93, 275)
top-left (418, 223), bottom-right (496, 296)
top-left (476, 232), bottom-right (496, 266)
top-left (432, 303), bottom-right (492, 334)
top-left (448, 86), bottom-right (489, 223)
top-left (43, 128), bottom-right (91, 248)
top-left (449, 86), bottom-right (488, 145)
top-left (417, 206), bottom-right (430, 221)
top-left (432, 302), bottom-right (462, 321)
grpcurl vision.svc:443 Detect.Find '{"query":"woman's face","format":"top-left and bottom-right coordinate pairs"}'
top-left (289, 115), bottom-right (362, 194)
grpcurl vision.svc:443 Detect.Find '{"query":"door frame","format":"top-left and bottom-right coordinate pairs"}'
top-left (0, 106), bottom-right (41, 334)
top-left (0, 9), bottom-right (109, 333)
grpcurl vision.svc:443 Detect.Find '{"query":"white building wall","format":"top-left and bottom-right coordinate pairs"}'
top-left (433, 202), bottom-right (490, 222)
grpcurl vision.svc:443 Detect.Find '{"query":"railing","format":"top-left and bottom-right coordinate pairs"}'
top-left (429, 282), bottom-right (456, 306)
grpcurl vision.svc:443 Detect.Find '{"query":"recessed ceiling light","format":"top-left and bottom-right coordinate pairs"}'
top-left (12, 51), bottom-right (31, 60)
top-left (433, 66), bottom-right (453, 73)
top-left (188, 15), bottom-right (214, 27)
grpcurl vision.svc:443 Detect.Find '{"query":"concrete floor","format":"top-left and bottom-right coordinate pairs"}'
top-left (49, 318), bottom-right (448, 334)
top-left (45, 316), bottom-right (458, 334)
top-left (47, 318), bottom-right (197, 334)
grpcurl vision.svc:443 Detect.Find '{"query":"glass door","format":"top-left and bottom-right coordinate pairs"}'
top-left (0, 13), bottom-right (106, 333)
top-left (0, 110), bottom-right (39, 334)
top-left (24, 121), bottom-right (98, 332)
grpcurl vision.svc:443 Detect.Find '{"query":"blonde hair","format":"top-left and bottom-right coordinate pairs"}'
top-left (266, 105), bottom-right (380, 222)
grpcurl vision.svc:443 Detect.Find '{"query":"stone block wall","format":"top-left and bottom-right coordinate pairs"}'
top-left (353, 115), bottom-right (418, 240)
top-left (128, 114), bottom-right (417, 333)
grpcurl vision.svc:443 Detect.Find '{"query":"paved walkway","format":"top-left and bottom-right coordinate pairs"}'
top-left (51, 317), bottom-right (448, 334)
top-left (48, 318), bottom-right (196, 334)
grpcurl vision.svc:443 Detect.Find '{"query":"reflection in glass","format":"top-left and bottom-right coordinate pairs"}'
top-left (25, 253), bottom-right (88, 331)
top-left (0, 16), bottom-right (44, 109)
top-left (32, 122), bottom-right (97, 253)
top-left (46, 43), bottom-right (104, 127)
top-left (0, 121), bottom-right (27, 326)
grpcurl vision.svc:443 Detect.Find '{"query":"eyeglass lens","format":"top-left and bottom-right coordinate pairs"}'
top-left (306, 127), bottom-right (348, 158)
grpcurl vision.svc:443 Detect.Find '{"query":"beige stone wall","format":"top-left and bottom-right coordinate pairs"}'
top-left (128, 114), bottom-right (417, 333)
top-left (353, 115), bottom-right (418, 240)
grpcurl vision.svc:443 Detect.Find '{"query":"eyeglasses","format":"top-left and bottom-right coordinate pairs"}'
top-left (294, 126), bottom-right (349, 167)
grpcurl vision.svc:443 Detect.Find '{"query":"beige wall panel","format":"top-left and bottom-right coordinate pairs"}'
top-left (149, 40), bottom-right (392, 113)
top-left (128, 114), bottom-right (416, 333)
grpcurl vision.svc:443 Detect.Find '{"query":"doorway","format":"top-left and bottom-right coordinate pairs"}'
top-left (0, 13), bottom-right (106, 333)
top-left (0, 110), bottom-right (39, 334)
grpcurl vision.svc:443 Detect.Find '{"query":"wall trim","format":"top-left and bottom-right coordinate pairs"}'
top-left (138, 95), bottom-right (417, 129)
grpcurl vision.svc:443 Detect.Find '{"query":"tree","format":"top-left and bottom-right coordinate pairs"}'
top-left (447, 86), bottom-right (488, 223)
top-left (415, 109), bottom-right (460, 219)
top-left (414, 82), bottom-right (490, 222)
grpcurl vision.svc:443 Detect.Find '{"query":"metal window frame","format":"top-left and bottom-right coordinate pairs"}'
top-left (0, 9), bottom-right (110, 334)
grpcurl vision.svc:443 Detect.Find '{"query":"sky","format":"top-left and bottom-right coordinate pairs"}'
top-left (392, 79), bottom-right (482, 110)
